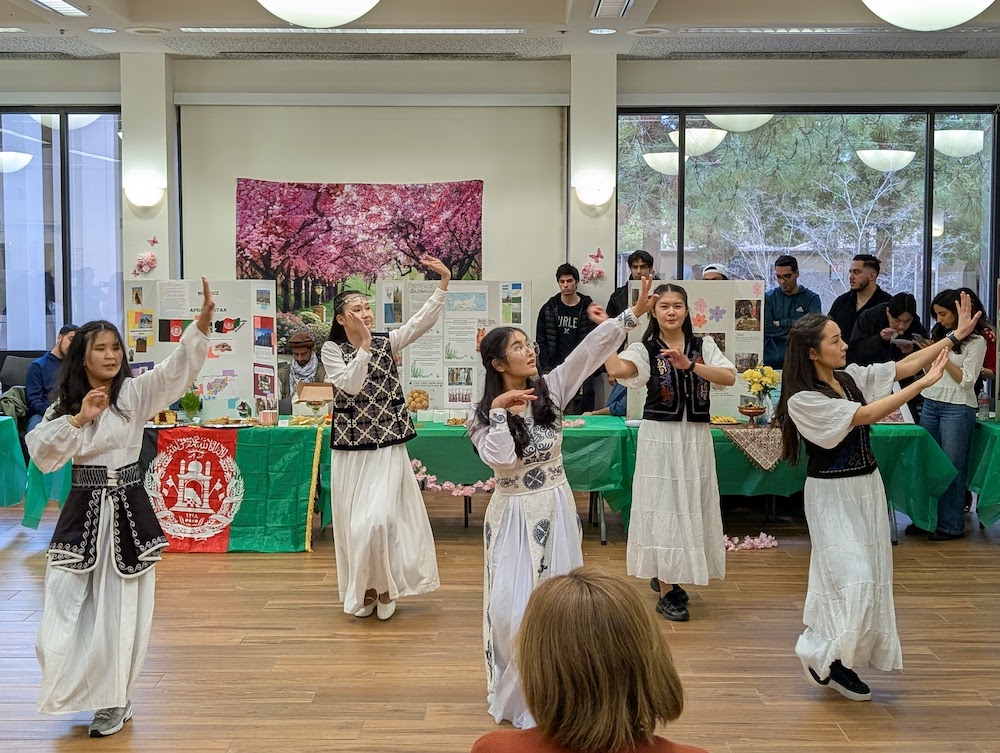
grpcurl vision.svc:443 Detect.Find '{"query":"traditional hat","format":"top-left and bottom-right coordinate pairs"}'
top-left (288, 329), bottom-right (317, 348)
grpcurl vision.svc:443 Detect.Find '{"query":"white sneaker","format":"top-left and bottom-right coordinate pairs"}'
top-left (88, 701), bottom-right (133, 737)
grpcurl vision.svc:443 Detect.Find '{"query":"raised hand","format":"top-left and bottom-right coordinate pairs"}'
top-left (660, 348), bottom-right (693, 371)
top-left (920, 348), bottom-right (951, 388)
top-left (78, 387), bottom-right (109, 424)
top-left (420, 256), bottom-right (452, 284)
top-left (630, 276), bottom-right (658, 319)
top-left (587, 303), bottom-right (609, 325)
top-left (197, 277), bottom-right (215, 336)
top-left (954, 291), bottom-right (983, 340)
top-left (344, 309), bottom-right (372, 350)
top-left (491, 388), bottom-right (536, 411)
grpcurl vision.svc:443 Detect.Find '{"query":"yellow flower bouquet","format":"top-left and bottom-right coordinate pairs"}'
top-left (741, 364), bottom-right (781, 402)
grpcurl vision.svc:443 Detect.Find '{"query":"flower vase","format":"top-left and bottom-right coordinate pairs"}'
top-left (762, 392), bottom-right (774, 425)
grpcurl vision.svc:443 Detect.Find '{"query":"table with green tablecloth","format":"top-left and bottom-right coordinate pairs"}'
top-left (0, 416), bottom-right (27, 508)
top-left (967, 419), bottom-right (1000, 527)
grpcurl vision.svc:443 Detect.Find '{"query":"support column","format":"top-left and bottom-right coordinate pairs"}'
top-left (120, 53), bottom-right (179, 304)
top-left (568, 53), bottom-right (618, 309)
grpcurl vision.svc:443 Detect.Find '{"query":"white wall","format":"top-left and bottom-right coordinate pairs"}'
top-left (178, 104), bottom-right (567, 309)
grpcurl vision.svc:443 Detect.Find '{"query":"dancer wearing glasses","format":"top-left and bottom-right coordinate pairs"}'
top-left (467, 277), bottom-right (656, 728)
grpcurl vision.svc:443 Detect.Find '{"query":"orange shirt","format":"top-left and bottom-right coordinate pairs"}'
top-left (471, 728), bottom-right (709, 753)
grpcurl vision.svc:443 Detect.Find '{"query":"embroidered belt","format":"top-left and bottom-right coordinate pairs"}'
top-left (71, 463), bottom-right (142, 488)
top-left (493, 458), bottom-right (567, 495)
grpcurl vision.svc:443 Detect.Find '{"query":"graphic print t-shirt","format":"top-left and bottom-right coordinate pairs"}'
top-left (555, 299), bottom-right (586, 365)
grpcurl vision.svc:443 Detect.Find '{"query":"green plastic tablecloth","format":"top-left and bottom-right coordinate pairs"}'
top-left (0, 416), bottom-right (27, 508)
top-left (966, 419), bottom-right (1000, 527)
top-left (318, 415), bottom-right (633, 528)
top-left (624, 424), bottom-right (955, 532)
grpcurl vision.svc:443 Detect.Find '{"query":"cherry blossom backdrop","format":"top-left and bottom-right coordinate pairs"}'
top-left (236, 178), bottom-right (483, 348)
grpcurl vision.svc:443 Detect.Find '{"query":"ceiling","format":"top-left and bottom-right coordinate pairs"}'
top-left (2, 0), bottom-right (1000, 60)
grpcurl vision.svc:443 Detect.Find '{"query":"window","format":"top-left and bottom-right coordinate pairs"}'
top-left (0, 110), bottom-right (121, 350)
top-left (618, 109), bottom-right (996, 319)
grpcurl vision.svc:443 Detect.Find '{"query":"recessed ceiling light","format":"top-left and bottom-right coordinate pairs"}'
top-left (126, 27), bottom-right (169, 35)
top-left (27, 0), bottom-right (88, 17)
top-left (0, 28), bottom-right (27, 33)
top-left (88, 28), bottom-right (117, 34)
top-left (589, 28), bottom-right (617, 35)
top-left (628, 27), bottom-right (670, 36)
top-left (179, 27), bottom-right (524, 34)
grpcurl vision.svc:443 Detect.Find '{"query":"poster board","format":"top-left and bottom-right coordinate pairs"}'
top-left (125, 279), bottom-right (278, 419)
top-left (376, 280), bottom-right (533, 410)
top-left (624, 279), bottom-right (766, 419)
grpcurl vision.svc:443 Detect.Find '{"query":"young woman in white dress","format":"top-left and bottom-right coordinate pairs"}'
top-left (27, 278), bottom-right (214, 737)
top-left (467, 277), bottom-right (655, 728)
top-left (604, 284), bottom-right (736, 622)
top-left (773, 296), bottom-right (978, 701)
top-left (321, 257), bottom-right (450, 621)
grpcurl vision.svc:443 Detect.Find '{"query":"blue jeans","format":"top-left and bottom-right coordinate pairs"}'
top-left (26, 414), bottom-right (43, 432)
top-left (920, 398), bottom-right (976, 535)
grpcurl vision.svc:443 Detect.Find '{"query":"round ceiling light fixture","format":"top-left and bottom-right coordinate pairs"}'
top-left (933, 129), bottom-right (985, 157)
top-left (29, 114), bottom-right (101, 130)
top-left (0, 151), bottom-right (32, 174)
top-left (627, 27), bottom-right (671, 36)
top-left (704, 114), bottom-right (775, 132)
top-left (668, 128), bottom-right (728, 156)
top-left (855, 149), bottom-right (916, 172)
top-left (255, 0), bottom-right (381, 28)
top-left (642, 152), bottom-right (689, 175)
top-left (860, 0), bottom-right (996, 31)
top-left (589, 27), bottom-right (617, 34)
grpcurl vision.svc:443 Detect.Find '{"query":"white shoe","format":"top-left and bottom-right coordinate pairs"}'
top-left (355, 599), bottom-right (376, 618)
top-left (376, 599), bottom-right (396, 620)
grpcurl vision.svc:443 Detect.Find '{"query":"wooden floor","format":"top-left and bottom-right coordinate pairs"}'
top-left (1, 494), bottom-right (998, 753)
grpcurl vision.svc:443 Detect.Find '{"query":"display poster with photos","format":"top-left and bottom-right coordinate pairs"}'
top-left (624, 279), bottom-right (765, 420)
top-left (376, 280), bottom-right (533, 411)
top-left (126, 279), bottom-right (278, 420)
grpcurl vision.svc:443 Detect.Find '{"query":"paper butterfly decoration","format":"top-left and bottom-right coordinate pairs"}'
top-left (588, 248), bottom-right (604, 263)
top-left (147, 236), bottom-right (158, 247)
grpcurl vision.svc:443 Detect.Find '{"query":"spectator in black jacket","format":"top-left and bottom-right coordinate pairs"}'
top-left (536, 263), bottom-right (598, 413)
top-left (607, 250), bottom-right (656, 317)
top-left (827, 254), bottom-right (892, 345)
top-left (850, 292), bottom-right (928, 420)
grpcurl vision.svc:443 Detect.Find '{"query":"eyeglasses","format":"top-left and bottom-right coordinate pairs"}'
top-left (505, 340), bottom-right (540, 358)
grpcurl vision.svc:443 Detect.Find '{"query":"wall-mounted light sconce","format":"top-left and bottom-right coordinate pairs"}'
top-left (572, 170), bottom-right (615, 207)
top-left (123, 172), bottom-right (166, 207)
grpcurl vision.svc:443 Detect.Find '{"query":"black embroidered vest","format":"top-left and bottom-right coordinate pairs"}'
top-left (331, 334), bottom-right (416, 451)
top-left (642, 336), bottom-right (711, 423)
top-left (804, 372), bottom-right (878, 479)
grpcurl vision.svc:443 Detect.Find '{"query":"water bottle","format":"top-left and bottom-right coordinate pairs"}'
top-left (977, 387), bottom-right (990, 420)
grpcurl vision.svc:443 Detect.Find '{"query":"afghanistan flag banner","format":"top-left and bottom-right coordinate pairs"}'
top-left (140, 425), bottom-right (323, 553)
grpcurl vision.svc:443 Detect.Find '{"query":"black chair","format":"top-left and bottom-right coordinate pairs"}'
top-left (0, 355), bottom-right (34, 392)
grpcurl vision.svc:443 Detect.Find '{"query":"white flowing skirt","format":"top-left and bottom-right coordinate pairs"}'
top-left (330, 444), bottom-right (440, 615)
top-left (796, 471), bottom-right (902, 676)
top-left (626, 419), bottom-right (725, 585)
top-left (36, 491), bottom-right (155, 714)
top-left (482, 482), bottom-right (583, 728)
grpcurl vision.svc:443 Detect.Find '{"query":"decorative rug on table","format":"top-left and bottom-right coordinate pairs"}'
top-left (720, 424), bottom-right (783, 471)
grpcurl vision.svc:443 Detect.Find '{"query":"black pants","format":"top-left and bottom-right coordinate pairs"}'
top-left (564, 374), bottom-right (598, 415)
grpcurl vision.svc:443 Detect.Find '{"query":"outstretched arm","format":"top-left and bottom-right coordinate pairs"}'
top-left (389, 257), bottom-right (451, 353)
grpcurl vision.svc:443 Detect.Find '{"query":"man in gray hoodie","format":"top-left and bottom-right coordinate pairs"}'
top-left (763, 255), bottom-right (822, 367)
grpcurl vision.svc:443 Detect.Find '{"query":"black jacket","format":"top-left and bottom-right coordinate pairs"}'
top-left (849, 306), bottom-right (927, 366)
top-left (607, 275), bottom-right (660, 318)
top-left (828, 286), bottom-right (892, 346)
top-left (536, 293), bottom-right (595, 373)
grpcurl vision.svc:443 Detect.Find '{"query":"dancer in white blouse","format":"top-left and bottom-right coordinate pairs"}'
top-left (320, 257), bottom-right (450, 621)
top-left (27, 277), bottom-right (214, 737)
top-left (773, 294), bottom-right (978, 701)
top-left (604, 284), bottom-right (737, 623)
top-left (467, 277), bottom-right (656, 728)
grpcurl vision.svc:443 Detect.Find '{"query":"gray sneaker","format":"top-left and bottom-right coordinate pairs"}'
top-left (88, 701), bottom-right (133, 737)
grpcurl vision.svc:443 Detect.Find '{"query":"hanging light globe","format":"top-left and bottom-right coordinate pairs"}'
top-left (704, 114), bottom-right (775, 132)
top-left (933, 129), bottom-right (985, 158)
top-left (668, 128), bottom-right (727, 156)
top-left (861, 0), bottom-right (996, 31)
top-left (0, 151), bottom-right (32, 174)
top-left (28, 114), bottom-right (101, 130)
top-left (856, 149), bottom-right (916, 172)
top-left (256, 0), bottom-right (381, 28)
top-left (642, 152), bottom-right (689, 175)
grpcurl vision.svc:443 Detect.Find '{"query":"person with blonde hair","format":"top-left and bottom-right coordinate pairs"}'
top-left (471, 567), bottom-right (707, 753)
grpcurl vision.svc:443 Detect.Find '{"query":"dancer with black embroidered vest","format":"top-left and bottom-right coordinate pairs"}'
top-left (773, 295), bottom-right (979, 702)
top-left (26, 277), bottom-right (214, 738)
top-left (604, 283), bottom-right (737, 622)
top-left (321, 257), bottom-right (450, 621)
top-left (467, 276), bottom-right (656, 728)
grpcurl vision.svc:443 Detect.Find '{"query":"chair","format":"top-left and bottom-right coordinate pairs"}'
top-left (0, 355), bottom-right (34, 391)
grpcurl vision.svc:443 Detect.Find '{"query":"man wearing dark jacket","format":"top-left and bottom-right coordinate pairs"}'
top-left (607, 250), bottom-right (656, 317)
top-left (25, 324), bottom-right (77, 431)
top-left (763, 255), bottom-right (822, 367)
top-left (828, 254), bottom-right (892, 345)
top-left (536, 263), bottom-right (597, 413)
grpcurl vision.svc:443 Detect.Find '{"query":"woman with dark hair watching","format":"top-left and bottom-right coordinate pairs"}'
top-left (909, 289), bottom-right (988, 540)
top-left (320, 257), bottom-right (450, 622)
top-left (26, 277), bottom-right (214, 737)
top-left (773, 294), bottom-right (978, 702)
top-left (956, 287), bottom-right (996, 381)
top-left (604, 283), bottom-right (736, 623)
top-left (467, 277), bottom-right (655, 728)
top-left (471, 567), bottom-right (706, 753)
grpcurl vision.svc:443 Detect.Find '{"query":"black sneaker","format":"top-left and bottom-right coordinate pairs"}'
top-left (649, 578), bottom-right (689, 603)
top-left (827, 661), bottom-right (872, 701)
top-left (804, 665), bottom-right (830, 688)
top-left (671, 585), bottom-right (689, 604)
top-left (904, 524), bottom-right (930, 537)
top-left (655, 594), bottom-right (690, 622)
top-left (928, 530), bottom-right (965, 541)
